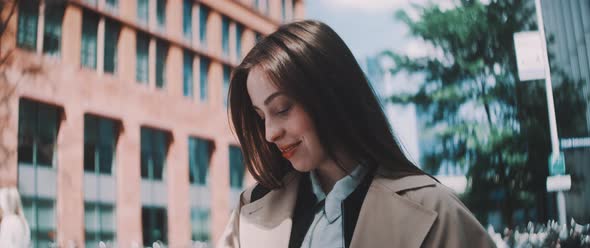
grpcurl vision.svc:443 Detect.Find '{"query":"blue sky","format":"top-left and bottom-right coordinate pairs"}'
top-left (305, 0), bottom-right (411, 62)
top-left (304, 0), bottom-right (456, 65)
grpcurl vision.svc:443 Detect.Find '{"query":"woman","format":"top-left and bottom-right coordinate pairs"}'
top-left (219, 20), bottom-right (495, 248)
top-left (0, 187), bottom-right (31, 248)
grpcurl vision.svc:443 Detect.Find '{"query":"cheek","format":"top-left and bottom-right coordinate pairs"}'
top-left (294, 115), bottom-right (323, 155)
top-left (289, 109), bottom-right (316, 140)
top-left (285, 106), bottom-right (325, 160)
top-left (304, 131), bottom-right (324, 158)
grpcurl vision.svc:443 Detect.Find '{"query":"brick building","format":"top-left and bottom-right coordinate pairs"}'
top-left (0, 0), bottom-right (304, 247)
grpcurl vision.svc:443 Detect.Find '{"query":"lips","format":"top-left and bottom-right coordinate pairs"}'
top-left (279, 141), bottom-right (301, 159)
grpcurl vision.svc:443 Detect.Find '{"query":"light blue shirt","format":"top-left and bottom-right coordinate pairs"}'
top-left (300, 165), bottom-right (368, 248)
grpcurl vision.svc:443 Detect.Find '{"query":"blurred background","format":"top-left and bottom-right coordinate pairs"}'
top-left (0, 0), bottom-right (588, 247)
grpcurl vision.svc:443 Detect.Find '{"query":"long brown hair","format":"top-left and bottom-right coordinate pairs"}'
top-left (229, 20), bottom-right (428, 189)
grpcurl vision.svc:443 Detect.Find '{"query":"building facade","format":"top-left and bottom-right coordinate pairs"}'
top-left (540, 0), bottom-right (590, 223)
top-left (0, 0), bottom-right (304, 247)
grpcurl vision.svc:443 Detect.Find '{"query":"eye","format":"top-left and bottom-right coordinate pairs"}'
top-left (277, 104), bottom-right (292, 115)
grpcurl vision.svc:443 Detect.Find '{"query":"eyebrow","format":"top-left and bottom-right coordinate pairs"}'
top-left (253, 91), bottom-right (285, 110)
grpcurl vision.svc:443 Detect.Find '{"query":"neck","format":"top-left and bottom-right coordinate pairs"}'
top-left (314, 156), bottom-right (357, 193)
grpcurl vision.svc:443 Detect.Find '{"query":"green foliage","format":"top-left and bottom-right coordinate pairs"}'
top-left (383, 0), bottom-right (587, 227)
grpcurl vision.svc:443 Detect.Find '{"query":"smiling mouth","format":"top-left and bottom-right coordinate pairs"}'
top-left (279, 141), bottom-right (301, 159)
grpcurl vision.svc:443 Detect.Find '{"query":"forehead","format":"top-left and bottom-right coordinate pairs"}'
top-left (246, 68), bottom-right (279, 106)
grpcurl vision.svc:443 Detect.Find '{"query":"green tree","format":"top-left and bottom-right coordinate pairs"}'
top-left (382, 0), bottom-right (587, 228)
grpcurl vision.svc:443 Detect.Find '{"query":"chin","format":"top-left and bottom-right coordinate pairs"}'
top-left (290, 161), bottom-right (316, 173)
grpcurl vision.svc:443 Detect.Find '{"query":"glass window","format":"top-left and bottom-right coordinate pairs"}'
top-left (183, 0), bottom-right (192, 41)
top-left (221, 16), bottom-right (230, 57)
top-left (198, 5), bottom-right (208, 47)
top-left (223, 65), bottom-right (231, 107)
top-left (142, 206), bottom-right (168, 245)
top-left (37, 107), bottom-right (58, 166)
top-left (199, 57), bottom-right (209, 102)
top-left (136, 33), bottom-right (149, 84)
top-left (18, 99), bottom-right (60, 247)
top-left (84, 115), bottom-right (117, 174)
top-left (43, 3), bottom-right (64, 56)
top-left (17, 100), bottom-right (36, 164)
top-left (191, 207), bottom-right (210, 244)
top-left (183, 51), bottom-right (194, 98)
top-left (22, 198), bottom-right (56, 247)
top-left (140, 127), bottom-right (169, 180)
top-left (18, 99), bottom-right (59, 167)
top-left (137, 0), bottom-right (149, 25)
top-left (156, 40), bottom-right (168, 88)
top-left (188, 137), bottom-right (210, 185)
top-left (17, 0), bottom-right (39, 50)
top-left (156, 0), bottom-right (166, 30)
top-left (189, 137), bottom-right (211, 244)
top-left (84, 117), bottom-right (97, 172)
top-left (235, 23), bottom-right (243, 60)
top-left (229, 146), bottom-right (244, 189)
top-left (84, 202), bottom-right (116, 247)
top-left (83, 115), bottom-right (117, 247)
top-left (105, 0), bottom-right (118, 11)
top-left (81, 11), bottom-right (99, 69)
top-left (104, 19), bottom-right (120, 74)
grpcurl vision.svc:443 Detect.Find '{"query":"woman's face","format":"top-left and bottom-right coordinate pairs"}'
top-left (247, 68), bottom-right (329, 172)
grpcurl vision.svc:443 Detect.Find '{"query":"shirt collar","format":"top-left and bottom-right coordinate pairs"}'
top-left (309, 165), bottom-right (368, 223)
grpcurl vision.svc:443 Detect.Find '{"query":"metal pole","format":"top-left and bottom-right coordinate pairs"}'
top-left (534, 0), bottom-right (566, 225)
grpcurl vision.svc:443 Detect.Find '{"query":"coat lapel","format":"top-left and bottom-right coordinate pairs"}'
top-left (349, 175), bottom-right (439, 248)
top-left (237, 171), bottom-right (439, 248)
top-left (238, 172), bottom-right (301, 248)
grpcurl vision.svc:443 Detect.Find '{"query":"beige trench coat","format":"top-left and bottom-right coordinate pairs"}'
top-left (217, 171), bottom-right (496, 248)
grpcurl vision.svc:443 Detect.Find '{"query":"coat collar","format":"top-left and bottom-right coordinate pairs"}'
top-left (372, 171), bottom-right (438, 193)
top-left (240, 171), bottom-right (300, 228)
top-left (349, 174), bottom-right (438, 248)
top-left (238, 170), bottom-right (439, 248)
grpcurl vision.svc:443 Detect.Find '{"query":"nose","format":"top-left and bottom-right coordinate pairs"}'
top-left (265, 119), bottom-right (284, 143)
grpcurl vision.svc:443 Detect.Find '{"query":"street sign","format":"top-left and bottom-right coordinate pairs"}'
top-left (514, 31), bottom-right (546, 81)
top-left (546, 174), bottom-right (571, 192)
top-left (560, 137), bottom-right (590, 149)
top-left (548, 152), bottom-right (566, 176)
